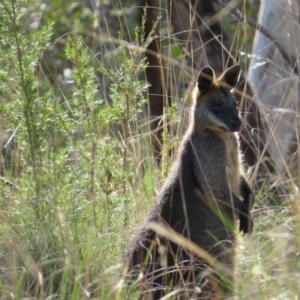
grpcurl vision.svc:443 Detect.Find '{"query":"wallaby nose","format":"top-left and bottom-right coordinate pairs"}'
top-left (231, 118), bottom-right (242, 131)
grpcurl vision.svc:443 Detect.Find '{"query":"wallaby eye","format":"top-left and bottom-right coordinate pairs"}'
top-left (212, 104), bottom-right (221, 112)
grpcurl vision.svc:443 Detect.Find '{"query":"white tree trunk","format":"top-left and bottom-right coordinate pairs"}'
top-left (249, 0), bottom-right (300, 171)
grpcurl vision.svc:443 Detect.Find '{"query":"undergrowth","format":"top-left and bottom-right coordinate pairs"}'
top-left (0, 0), bottom-right (299, 299)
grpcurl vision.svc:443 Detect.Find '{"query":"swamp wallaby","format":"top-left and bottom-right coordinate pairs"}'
top-left (126, 65), bottom-right (254, 299)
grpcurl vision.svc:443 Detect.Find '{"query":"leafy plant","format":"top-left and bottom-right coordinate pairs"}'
top-left (0, 0), bottom-right (157, 298)
top-left (0, 0), bottom-right (300, 300)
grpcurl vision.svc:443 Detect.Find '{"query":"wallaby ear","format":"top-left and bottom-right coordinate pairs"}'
top-left (220, 65), bottom-right (241, 89)
top-left (197, 66), bottom-right (215, 95)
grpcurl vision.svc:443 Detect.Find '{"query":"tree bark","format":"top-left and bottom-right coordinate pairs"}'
top-left (138, 0), bottom-right (171, 161)
top-left (249, 0), bottom-right (300, 171)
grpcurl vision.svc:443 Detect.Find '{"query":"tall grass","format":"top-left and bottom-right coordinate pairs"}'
top-left (0, 0), bottom-right (300, 299)
top-left (0, 0), bottom-right (160, 298)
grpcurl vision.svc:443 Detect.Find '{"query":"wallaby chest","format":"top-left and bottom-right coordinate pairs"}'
top-left (224, 132), bottom-right (241, 197)
top-left (190, 129), bottom-right (242, 202)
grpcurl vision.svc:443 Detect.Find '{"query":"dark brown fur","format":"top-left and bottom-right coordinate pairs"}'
top-left (126, 66), bottom-right (254, 300)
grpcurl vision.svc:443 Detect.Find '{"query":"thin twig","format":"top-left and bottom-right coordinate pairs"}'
top-left (216, 0), bottom-right (299, 76)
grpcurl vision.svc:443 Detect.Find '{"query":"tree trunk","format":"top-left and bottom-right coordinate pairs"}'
top-left (249, 0), bottom-right (300, 171)
top-left (138, 0), bottom-right (171, 162)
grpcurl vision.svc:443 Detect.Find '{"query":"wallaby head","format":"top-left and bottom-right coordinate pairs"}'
top-left (193, 65), bottom-right (242, 133)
